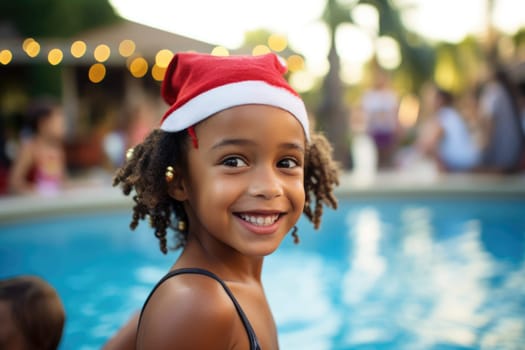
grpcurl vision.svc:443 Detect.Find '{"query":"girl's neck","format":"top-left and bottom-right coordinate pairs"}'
top-left (175, 235), bottom-right (264, 283)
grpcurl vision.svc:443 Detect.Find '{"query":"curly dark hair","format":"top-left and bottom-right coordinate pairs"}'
top-left (113, 129), bottom-right (339, 254)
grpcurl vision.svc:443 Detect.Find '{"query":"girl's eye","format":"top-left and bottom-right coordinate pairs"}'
top-left (277, 158), bottom-right (299, 168)
top-left (222, 156), bottom-right (248, 168)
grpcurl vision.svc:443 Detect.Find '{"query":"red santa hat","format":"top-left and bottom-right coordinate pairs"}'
top-left (160, 52), bottom-right (310, 140)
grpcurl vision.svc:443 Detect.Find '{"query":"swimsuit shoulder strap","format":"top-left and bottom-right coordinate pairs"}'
top-left (138, 267), bottom-right (261, 350)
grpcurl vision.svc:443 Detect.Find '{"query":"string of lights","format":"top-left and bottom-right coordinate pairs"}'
top-left (0, 34), bottom-right (305, 85)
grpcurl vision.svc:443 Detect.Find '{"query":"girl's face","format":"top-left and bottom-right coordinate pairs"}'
top-left (176, 104), bottom-right (306, 257)
top-left (39, 109), bottom-right (66, 140)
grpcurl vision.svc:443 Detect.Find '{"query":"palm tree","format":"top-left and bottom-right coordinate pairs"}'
top-left (317, 0), bottom-right (353, 169)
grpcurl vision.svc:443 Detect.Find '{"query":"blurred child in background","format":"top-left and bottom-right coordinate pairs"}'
top-left (0, 275), bottom-right (65, 350)
top-left (8, 97), bottom-right (67, 195)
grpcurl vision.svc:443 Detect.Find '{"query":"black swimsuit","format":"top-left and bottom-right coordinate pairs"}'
top-left (138, 268), bottom-right (262, 350)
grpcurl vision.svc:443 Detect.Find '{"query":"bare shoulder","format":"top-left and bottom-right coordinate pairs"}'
top-left (13, 139), bottom-right (35, 162)
top-left (136, 273), bottom-right (237, 350)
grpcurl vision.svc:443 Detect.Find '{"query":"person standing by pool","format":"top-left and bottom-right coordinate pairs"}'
top-left (111, 52), bottom-right (339, 349)
top-left (478, 66), bottom-right (525, 173)
top-left (360, 66), bottom-right (400, 169)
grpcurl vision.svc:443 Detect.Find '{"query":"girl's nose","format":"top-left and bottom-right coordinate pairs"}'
top-left (248, 166), bottom-right (283, 199)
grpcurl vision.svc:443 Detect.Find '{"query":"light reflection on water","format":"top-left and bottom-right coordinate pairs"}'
top-left (265, 199), bottom-right (525, 350)
top-left (1, 198), bottom-right (524, 349)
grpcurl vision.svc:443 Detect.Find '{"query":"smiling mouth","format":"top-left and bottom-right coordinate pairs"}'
top-left (237, 213), bottom-right (280, 226)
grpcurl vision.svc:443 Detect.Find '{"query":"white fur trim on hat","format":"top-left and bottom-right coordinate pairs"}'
top-left (160, 80), bottom-right (310, 141)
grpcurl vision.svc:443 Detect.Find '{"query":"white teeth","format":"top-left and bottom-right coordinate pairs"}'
top-left (239, 214), bottom-right (279, 226)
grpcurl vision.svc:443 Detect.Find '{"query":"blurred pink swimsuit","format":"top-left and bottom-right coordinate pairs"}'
top-left (28, 152), bottom-right (64, 196)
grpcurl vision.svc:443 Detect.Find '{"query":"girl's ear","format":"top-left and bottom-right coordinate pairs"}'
top-left (167, 169), bottom-right (188, 201)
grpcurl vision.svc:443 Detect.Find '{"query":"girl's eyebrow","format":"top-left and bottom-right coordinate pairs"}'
top-left (211, 138), bottom-right (256, 150)
top-left (280, 142), bottom-right (305, 154)
top-left (211, 138), bottom-right (305, 153)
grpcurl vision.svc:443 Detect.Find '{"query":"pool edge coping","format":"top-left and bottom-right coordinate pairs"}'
top-left (1, 172), bottom-right (524, 223)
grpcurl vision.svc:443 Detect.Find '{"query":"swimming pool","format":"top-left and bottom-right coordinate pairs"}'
top-left (1, 197), bottom-right (524, 350)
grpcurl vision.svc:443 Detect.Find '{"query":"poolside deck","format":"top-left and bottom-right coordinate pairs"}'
top-left (337, 171), bottom-right (525, 197)
top-left (1, 170), bottom-right (524, 222)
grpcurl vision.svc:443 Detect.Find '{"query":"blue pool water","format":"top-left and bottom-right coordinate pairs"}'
top-left (1, 197), bottom-right (525, 350)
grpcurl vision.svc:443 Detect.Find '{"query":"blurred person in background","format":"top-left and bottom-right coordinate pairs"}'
top-left (125, 100), bottom-right (157, 149)
top-left (8, 97), bottom-right (67, 195)
top-left (0, 115), bottom-right (11, 195)
top-left (0, 275), bottom-right (65, 350)
top-left (417, 86), bottom-right (481, 172)
top-left (477, 66), bottom-right (525, 173)
top-left (103, 100), bottom-right (157, 170)
top-left (360, 66), bottom-right (400, 169)
top-left (517, 79), bottom-right (525, 169)
top-left (519, 81), bottom-right (525, 132)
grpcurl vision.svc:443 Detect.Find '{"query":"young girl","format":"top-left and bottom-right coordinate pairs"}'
top-left (113, 52), bottom-right (339, 349)
top-left (8, 98), bottom-right (66, 195)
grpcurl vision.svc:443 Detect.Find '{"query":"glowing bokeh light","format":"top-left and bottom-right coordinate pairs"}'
top-left (341, 62), bottom-right (364, 85)
top-left (289, 71), bottom-right (316, 93)
top-left (22, 38), bottom-right (35, 52)
top-left (119, 39), bottom-right (136, 57)
top-left (88, 63), bottom-right (106, 83)
top-left (252, 45), bottom-right (271, 56)
top-left (71, 41), bottom-right (87, 58)
top-left (94, 44), bottom-right (111, 62)
top-left (129, 57), bottom-right (148, 78)
top-left (434, 53), bottom-right (460, 92)
top-left (267, 34), bottom-right (288, 52)
top-left (336, 23), bottom-right (374, 64)
top-left (376, 36), bottom-right (401, 70)
top-left (398, 94), bottom-right (420, 128)
top-left (152, 64), bottom-right (167, 81)
top-left (211, 46), bottom-right (230, 56)
top-left (0, 49), bottom-right (13, 65)
top-left (155, 49), bottom-right (173, 68)
top-left (352, 3), bottom-right (379, 36)
top-left (286, 55), bottom-right (305, 72)
top-left (23, 39), bottom-right (40, 58)
top-left (47, 48), bottom-right (63, 65)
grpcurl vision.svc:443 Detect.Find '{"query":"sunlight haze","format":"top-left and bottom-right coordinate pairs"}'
top-left (108, 0), bottom-right (525, 85)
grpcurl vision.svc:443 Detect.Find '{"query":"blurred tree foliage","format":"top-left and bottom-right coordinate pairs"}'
top-left (0, 0), bottom-right (119, 38)
top-left (315, 0), bottom-right (525, 169)
top-left (433, 37), bottom-right (486, 94)
top-left (513, 28), bottom-right (525, 48)
top-left (361, 0), bottom-right (435, 93)
top-left (243, 29), bottom-right (274, 47)
top-left (0, 0), bottom-right (120, 99)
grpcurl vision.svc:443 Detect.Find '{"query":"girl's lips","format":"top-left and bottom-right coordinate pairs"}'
top-left (234, 212), bottom-right (283, 235)
top-left (238, 213), bottom-right (279, 226)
